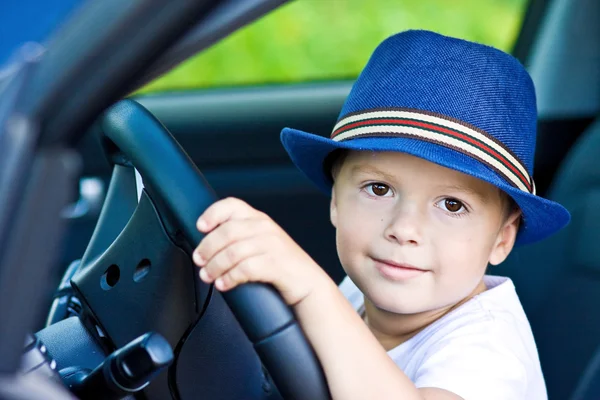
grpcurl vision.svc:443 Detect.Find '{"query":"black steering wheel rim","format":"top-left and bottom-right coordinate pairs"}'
top-left (98, 99), bottom-right (330, 400)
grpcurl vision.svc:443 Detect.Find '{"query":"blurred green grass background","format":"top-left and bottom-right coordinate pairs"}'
top-left (138, 0), bottom-right (528, 94)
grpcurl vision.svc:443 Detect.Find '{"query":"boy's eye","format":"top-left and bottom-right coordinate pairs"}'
top-left (436, 198), bottom-right (467, 214)
top-left (445, 199), bottom-right (462, 212)
top-left (366, 183), bottom-right (392, 197)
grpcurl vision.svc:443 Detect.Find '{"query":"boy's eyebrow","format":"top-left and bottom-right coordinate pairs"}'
top-left (439, 184), bottom-right (489, 203)
top-left (349, 164), bottom-right (397, 182)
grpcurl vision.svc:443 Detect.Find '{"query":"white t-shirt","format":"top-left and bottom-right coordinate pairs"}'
top-left (339, 275), bottom-right (547, 400)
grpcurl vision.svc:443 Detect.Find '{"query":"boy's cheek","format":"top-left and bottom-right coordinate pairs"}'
top-left (436, 239), bottom-right (491, 280)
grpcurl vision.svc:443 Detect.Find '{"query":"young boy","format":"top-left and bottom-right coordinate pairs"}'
top-left (192, 30), bottom-right (570, 399)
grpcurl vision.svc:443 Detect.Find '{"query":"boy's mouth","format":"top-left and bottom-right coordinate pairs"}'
top-left (370, 257), bottom-right (428, 281)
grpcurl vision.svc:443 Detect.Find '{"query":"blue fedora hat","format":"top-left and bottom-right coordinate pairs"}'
top-left (281, 30), bottom-right (570, 245)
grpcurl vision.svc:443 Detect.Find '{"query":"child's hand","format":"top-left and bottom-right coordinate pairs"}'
top-left (193, 197), bottom-right (328, 306)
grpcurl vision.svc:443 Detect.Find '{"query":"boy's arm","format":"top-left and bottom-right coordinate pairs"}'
top-left (193, 198), bottom-right (461, 400)
top-left (294, 276), bottom-right (461, 400)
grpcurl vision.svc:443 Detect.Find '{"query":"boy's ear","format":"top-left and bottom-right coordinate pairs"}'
top-left (330, 188), bottom-right (338, 228)
top-left (489, 211), bottom-right (521, 266)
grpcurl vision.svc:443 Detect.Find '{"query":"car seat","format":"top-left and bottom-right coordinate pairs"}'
top-left (496, 118), bottom-right (600, 400)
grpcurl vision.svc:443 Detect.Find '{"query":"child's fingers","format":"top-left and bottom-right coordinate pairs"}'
top-left (214, 256), bottom-right (265, 292)
top-left (196, 197), bottom-right (262, 233)
top-left (199, 237), bottom-right (266, 283)
top-left (194, 218), bottom-right (273, 266)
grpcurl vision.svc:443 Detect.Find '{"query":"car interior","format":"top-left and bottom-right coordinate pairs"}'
top-left (0, 0), bottom-right (598, 399)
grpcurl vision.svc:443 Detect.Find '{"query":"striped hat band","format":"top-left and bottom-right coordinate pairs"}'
top-left (331, 108), bottom-right (536, 195)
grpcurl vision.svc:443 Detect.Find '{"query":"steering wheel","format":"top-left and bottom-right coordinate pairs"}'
top-left (69, 99), bottom-right (329, 400)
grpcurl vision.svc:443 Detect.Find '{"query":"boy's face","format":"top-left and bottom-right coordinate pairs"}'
top-left (330, 151), bottom-right (520, 314)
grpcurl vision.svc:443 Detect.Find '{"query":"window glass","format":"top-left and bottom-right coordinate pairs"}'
top-left (138, 0), bottom-right (528, 94)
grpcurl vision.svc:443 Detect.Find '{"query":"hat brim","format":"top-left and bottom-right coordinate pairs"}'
top-left (281, 127), bottom-right (570, 245)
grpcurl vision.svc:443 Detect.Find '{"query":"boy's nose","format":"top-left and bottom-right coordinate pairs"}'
top-left (383, 205), bottom-right (423, 246)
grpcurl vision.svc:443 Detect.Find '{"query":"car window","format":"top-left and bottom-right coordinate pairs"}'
top-left (137, 0), bottom-right (529, 94)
